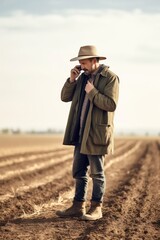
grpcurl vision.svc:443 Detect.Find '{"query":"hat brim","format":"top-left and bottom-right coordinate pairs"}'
top-left (70, 55), bottom-right (106, 61)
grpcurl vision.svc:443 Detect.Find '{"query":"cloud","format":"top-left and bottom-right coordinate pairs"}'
top-left (0, 0), bottom-right (160, 15)
top-left (0, 9), bottom-right (159, 63)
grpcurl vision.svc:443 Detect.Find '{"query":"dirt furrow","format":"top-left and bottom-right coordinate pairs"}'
top-left (104, 141), bottom-right (142, 169)
top-left (0, 149), bottom-right (73, 177)
top-left (106, 140), bottom-right (139, 160)
top-left (0, 162), bottom-right (74, 222)
top-left (0, 147), bottom-right (72, 168)
top-left (0, 157), bottom-right (73, 200)
top-left (0, 144), bottom-right (63, 158)
top-left (0, 153), bottom-right (73, 182)
top-left (0, 152), bottom-right (73, 201)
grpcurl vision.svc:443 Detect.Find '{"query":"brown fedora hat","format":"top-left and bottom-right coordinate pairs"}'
top-left (70, 45), bottom-right (106, 61)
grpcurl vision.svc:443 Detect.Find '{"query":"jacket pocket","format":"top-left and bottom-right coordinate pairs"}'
top-left (93, 124), bottom-right (111, 146)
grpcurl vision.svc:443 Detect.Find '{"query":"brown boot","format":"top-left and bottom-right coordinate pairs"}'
top-left (56, 200), bottom-right (86, 217)
top-left (81, 201), bottom-right (102, 221)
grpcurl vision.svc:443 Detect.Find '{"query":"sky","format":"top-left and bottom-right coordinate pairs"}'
top-left (0, 0), bottom-right (160, 134)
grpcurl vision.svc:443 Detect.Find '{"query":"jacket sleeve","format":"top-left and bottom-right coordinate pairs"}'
top-left (61, 78), bottom-right (77, 102)
top-left (87, 75), bottom-right (119, 112)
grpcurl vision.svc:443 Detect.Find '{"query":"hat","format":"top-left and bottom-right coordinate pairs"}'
top-left (70, 45), bottom-right (106, 61)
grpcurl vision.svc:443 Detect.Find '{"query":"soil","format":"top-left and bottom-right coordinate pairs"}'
top-left (0, 134), bottom-right (159, 240)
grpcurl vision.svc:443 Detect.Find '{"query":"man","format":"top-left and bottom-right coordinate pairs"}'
top-left (56, 45), bottom-right (119, 220)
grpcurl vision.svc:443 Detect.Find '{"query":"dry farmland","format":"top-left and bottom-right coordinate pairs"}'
top-left (0, 134), bottom-right (159, 240)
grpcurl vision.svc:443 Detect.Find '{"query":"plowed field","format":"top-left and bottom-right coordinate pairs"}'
top-left (0, 134), bottom-right (159, 240)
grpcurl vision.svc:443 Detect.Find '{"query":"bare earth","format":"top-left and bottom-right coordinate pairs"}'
top-left (0, 134), bottom-right (159, 240)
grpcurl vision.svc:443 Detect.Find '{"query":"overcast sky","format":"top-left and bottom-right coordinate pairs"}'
top-left (1, 0), bottom-right (160, 14)
top-left (0, 0), bottom-right (160, 134)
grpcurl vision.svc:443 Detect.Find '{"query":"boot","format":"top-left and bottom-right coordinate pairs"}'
top-left (81, 201), bottom-right (102, 221)
top-left (56, 200), bottom-right (86, 217)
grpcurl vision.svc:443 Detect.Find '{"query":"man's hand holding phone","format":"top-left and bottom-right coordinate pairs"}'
top-left (70, 65), bottom-right (81, 83)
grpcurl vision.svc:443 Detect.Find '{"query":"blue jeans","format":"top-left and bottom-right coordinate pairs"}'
top-left (72, 144), bottom-right (106, 203)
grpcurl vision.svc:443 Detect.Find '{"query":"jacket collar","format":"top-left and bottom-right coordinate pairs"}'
top-left (93, 64), bottom-right (109, 87)
top-left (99, 64), bottom-right (110, 77)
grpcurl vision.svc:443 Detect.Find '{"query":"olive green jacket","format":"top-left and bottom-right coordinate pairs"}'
top-left (61, 65), bottom-right (119, 155)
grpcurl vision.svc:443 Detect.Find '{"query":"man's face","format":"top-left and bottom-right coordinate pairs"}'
top-left (79, 58), bottom-right (97, 75)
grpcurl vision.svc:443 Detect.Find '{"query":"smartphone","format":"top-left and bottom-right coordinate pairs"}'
top-left (76, 65), bottom-right (82, 71)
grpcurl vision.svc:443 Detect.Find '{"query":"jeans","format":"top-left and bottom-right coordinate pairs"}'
top-left (72, 144), bottom-right (106, 203)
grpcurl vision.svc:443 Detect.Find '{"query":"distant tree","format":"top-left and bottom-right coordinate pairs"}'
top-left (13, 129), bottom-right (21, 134)
top-left (1, 128), bottom-right (11, 134)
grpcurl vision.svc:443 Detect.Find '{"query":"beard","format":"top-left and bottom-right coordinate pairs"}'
top-left (83, 69), bottom-right (91, 75)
